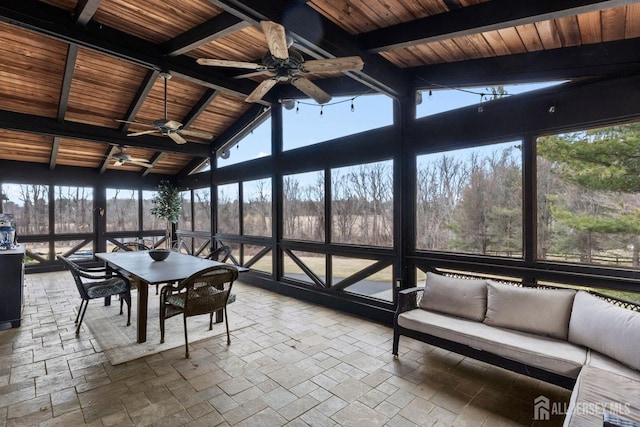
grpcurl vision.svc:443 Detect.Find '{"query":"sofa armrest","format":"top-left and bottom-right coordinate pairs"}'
top-left (396, 287), bottom-right (424, 314)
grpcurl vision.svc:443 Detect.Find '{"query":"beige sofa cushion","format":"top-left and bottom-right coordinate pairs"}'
top-left (569, 291), bottom-right (640, 371)
top-left (484, 281), bottom-right (577, 340)
top-left (398, 309), bottom-right (586, 378)
top-left (419, 272), bottom-right (487, 321)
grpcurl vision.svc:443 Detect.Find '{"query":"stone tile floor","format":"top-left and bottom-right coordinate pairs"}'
top-left (0, 271), bottom-right (571, 426)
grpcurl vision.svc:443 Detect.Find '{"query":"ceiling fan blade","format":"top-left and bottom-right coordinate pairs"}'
top-left (164, 120), bottom-right (183, 130)
top-left (128, 160), bottom-right (153, 168)
top-left (260, 21), bottom-right (289, 60)
top-left (246, 78), bottom-right (278, 103)
top-left (303, 56), bottom-right (365, 73)
top-left (113, 159), bottom-right (125, 166)
top-left (128, 130), bottom-right (159, 137)
top-left (233, 70), bottom-right (272, 80)
top-left (168, 132), bottom-right (187, 145)
top-left (179, 129), bottom-right (214, 139)
top-left (197, 58), bottom-right (263, 70)
top-left (291, 77), bottom-right (332, 104)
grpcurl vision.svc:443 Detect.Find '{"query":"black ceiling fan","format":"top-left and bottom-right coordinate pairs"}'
top-left (197, 21), bottom-right (364, 104)
top-left (116, 72), bottom-right (214, 144)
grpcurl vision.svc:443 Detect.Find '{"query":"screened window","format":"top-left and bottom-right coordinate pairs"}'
top-left (331, 160), bottom-right (393, 246)
top-left (142, 190), bottom-right (161, 230)
top-left (217, 183), bottom-right (239, 234)
top-left (283, 171), bottom-right (324, 241)
top-left (416, 142), bottom-right (523, 257)
top-left (283, 94), bottom-right (393, 151)
top-left (217, 118), bottom-right (271, 168)
top-left (537, 123), bottom-right (640, 268)
top-left (179, 190), bottom-right (192, 231)
top-left (106, 188), bottom-right (137, 232)
top-left (2, 183), bottom-right (49, 235)
top-left (193, 188), bottom-right (211, 232)
top-left (56, 186), bottom-right (93, 233)
top-left (416, 82), bottom-right (565, 119)
top-left (243, 178), bottom-right (272, 237)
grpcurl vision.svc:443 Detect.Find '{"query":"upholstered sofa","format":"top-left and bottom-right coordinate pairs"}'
top-left (393, 272), bottom-right (640, 425)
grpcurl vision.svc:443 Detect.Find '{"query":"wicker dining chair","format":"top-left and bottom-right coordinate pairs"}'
top-left (58, 255), bottom-right (131, 336)
top-left (159, 264), bottom-right (239, 358)
top-left (206, 245), bottom-right (232, 263)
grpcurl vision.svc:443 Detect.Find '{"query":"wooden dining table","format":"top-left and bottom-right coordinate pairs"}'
top-left (95, 250), bottom-right (243, 343)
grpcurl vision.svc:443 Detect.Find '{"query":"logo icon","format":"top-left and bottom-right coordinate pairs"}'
top-left (534, 395), bottom-right (550, 421)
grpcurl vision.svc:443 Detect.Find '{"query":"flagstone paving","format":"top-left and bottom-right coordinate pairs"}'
top-left (0, 271), bottom-right (571, 426)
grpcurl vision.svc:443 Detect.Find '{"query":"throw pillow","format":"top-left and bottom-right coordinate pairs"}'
top-left (419, 271), bottom-right (488, 322)
top-left (484, 280), bottom-right (576, 340)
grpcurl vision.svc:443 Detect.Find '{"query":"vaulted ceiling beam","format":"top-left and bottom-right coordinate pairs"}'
top-left (49, 137), bottom-right (61, 170)
top-left (0, 0), bottom-right (256, 99)
top-left (207, 0), bottom-right (406, 98)
top-left (99, 145), bottom-right (117, 174)
top-left (212, 103), bottom-right (270, 155)
top-left (57, 44), bottom-right (78, 122)
top-left (410, 38), bottom-right (640, 88)
top-left (74, 0), bottom-right (102, 26)
top-left (182, 89), bottom-right (220, 129)
top-left (163, 12), bottom-right (249, 56)
top-left (119, 70), bottom-right (160, 133)
top-left (360, 0), bottom-right (635, 53)
top-left (178, 158), bottom-right (209, 178)
top-left (142, 152), bottom-right (163, 177)
top-left (0, 109), bottom-right (210, 157)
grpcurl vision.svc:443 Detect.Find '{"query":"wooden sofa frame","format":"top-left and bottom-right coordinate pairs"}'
top-left (393, 275), bottom-right (640, 390)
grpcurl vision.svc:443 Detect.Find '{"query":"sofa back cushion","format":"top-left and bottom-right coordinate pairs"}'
top-left (569, 291), bottom-right (640, 371)
top-left (483, 281), bottom-right (577, 340)
top-left (419, 272), bottom-right (488, 321)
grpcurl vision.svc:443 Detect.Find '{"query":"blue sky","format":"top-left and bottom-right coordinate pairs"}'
top-left (217, 81), bottom-right (564, 168)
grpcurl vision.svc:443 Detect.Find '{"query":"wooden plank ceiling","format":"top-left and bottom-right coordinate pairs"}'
top-left (0, 0), bottom-right (638, 176)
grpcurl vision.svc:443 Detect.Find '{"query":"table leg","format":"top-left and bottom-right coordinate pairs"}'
top-left (136, 279), bottom-right (148, 343)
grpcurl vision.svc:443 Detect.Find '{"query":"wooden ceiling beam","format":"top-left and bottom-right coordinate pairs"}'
top-left (142, 152), bottom-right (163, 177)
top-left (360, 0), bottom-right (634, 53)
top-left (99, 145), bottom-right (118, 174)
top-left (49, 137), bottom-right (61, 170)
top-left (0, 0), bottom-right (256, 99)
top-left (163, 12), bottom-right (249, 56)
top-left (0, 109), bottom-right (210, 157)
top-left (212, 103), bottom-right (270, 155)
top-left (119, 70), bottom-right (160, 133)
top-left (207, 0), bottom-right (406, 98)
top-left (58, 44), bottom-right (78, 122)
top-left (182, 89), bottom-right (220, 129)
top-left (74, 0), bottom-right (102, 26)
top-left (410, 38), bottom-right (640, 88)
top-left (178, 158), bottom-right (209, 177)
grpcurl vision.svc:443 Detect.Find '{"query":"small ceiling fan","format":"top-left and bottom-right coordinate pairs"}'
top-left (110, 146), bottom-right (153, 168)
top-left (116, 72), bottom-right (214, 144)
top-left (197, 21), bottom-right (364, 104)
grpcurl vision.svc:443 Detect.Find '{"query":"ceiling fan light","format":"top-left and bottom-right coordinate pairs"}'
top-left (280, 99), bottom-right (295, 110)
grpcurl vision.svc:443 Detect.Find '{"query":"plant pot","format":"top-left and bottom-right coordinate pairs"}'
top-left (148, 248), bottom-right (170, 261)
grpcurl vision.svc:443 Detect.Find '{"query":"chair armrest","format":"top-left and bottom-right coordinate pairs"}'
top-left (396, 287), bottom-right (424, 314)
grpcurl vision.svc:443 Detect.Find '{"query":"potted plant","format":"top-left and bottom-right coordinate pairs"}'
top-left (150, 180), bottom-right (180, 255)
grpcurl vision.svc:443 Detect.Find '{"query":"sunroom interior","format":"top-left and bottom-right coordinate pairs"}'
top-left (2, 0), bottom-right (640, 425)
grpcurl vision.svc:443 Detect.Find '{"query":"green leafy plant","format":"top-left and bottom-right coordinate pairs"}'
top-left (151, 180), bottom-right (181, 223)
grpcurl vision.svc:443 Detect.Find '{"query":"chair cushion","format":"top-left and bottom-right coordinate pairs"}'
top-left (418, 272), bottom-right (488, 322)
top-left (398, 309), bottom-right (586, 378)
top-left (483, 281), bottom-right (576, 340)
top-left (84, 277), bottom-right (129, 299)
top-left (569, 291), bottom-right (640, 371)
